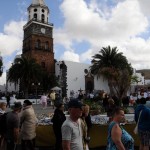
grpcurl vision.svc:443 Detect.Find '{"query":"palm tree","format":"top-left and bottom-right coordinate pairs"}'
top-left (42, 73), bottom-right (59, 92)
top-left (7, 56), bottom-right (43, 98)
top-left (90, 46), bottom-right (133, 104)
top-left (0, 56), bottom-right (3, 77)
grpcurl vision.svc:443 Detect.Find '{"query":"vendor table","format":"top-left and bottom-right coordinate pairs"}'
top-left (35, 124), bottom-right (140, 148)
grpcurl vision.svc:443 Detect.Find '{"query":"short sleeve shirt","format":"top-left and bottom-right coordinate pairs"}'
top-left (61, 118), bottom-right (83, 150)
top-left (6, 111), bottom-right (20, 140)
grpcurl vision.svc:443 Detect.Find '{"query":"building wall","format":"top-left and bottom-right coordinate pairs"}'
top-left (94, 76), bottom-right (109, 92)
top-left (6, 82), bottom-right (19, 93)
top-left (131, 72), bottom-right (145, 86)
top-left (145, 79), bottom-right (150, 85)
top-left (55, 61), bottom-right (110, 97)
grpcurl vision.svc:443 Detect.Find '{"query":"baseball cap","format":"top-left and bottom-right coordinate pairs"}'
top-left (68, 99), bottom-right (84, 109)
top-left (12, 102), bottom-right (22, 110)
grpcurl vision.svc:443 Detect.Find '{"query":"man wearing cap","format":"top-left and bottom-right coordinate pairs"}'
top-left (6, 102), bottom-right (22, 150)
top-left (20, 100), bottom-right (38, 150)
top-left (61, 99), bottom-right (84, 150)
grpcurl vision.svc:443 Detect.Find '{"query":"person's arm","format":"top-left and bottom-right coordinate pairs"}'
top-left (62, 125), bottom-right (71, 150)
top-left (20, 111), bottom-right (25, 126)
top-left (111, 124), bottom-right (125, 150)
top-left (62, 140), bottom-right (71, 150)
top-left (14, 127), bottom-right (20, 143)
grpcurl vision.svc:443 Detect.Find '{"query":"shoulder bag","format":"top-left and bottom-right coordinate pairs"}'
top-left (134, 110), bottom-right (142, 134)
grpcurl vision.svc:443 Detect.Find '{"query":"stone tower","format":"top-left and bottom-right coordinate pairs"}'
top-left (22, 0), bottom-right (54, 74)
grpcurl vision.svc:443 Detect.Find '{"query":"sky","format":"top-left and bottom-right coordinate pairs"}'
top-left (0, 0), bottom-right (150, 85)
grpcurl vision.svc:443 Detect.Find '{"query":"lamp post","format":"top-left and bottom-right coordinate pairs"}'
top-left (32, 82), bottom-right (40, 104)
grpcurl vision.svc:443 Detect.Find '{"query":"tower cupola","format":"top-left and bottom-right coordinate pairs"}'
top-left (28, 0), bottom-right (49, 23)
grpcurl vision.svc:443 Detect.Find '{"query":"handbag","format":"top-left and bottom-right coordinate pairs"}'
top-left (134, 110), bottom-right (142, 134)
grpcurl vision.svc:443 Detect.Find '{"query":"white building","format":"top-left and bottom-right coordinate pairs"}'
top-left (55, 60), bottom-right (109, 97)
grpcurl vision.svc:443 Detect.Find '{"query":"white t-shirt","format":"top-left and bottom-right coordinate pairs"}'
top-left (61, 117), bottom-right (83, 150)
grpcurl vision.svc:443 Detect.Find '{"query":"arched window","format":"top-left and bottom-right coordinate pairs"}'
top-left (34, 13), bottom-right (37, 20)
top-left (41, 14), bottom-right (45, 23)
top-left (41, 62), bottom-right (45, 68)
top-left (35, 39), bottom-right (41, 49)
top-left (45, 41), bottom-right (49, 50)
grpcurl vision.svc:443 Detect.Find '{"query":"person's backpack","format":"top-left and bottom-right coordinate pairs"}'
top-left (0, 112), bottom-right (7, 135)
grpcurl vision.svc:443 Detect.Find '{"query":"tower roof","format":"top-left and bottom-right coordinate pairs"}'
top-left (32, 0), bottom-right (45, 5)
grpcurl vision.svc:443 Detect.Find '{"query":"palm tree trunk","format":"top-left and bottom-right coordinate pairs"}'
top-left (108, 80), bottom-right (115, 97)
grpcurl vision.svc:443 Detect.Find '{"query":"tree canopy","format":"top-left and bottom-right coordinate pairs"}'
top-left (90, 46), bottom-right (133, 103)
top-left (7, 57), bottom-right (43, 98)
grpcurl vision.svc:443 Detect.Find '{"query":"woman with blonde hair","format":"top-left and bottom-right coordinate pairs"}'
top-left (80, 104), bottom-right (92, 150)
top-left (107, 98), bottom-right (116, 122)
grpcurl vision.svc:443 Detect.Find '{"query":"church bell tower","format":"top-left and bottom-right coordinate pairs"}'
top-left (22, 0), bottom-right (54, 74)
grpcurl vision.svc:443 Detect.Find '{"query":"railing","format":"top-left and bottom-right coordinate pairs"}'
top-left (24, 18), bottom-right (53, 28)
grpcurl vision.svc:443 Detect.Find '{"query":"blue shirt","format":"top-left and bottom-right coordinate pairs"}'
top-left (135, 104), bottom-right (150, 131)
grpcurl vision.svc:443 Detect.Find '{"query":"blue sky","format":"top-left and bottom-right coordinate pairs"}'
top-left (1, 0), bottom-right (150, 85)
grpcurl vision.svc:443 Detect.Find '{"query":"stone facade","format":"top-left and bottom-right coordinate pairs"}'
top-left (22, 0), bottom-right (55, 74)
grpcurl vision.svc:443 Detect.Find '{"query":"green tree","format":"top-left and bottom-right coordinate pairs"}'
top-left (7, 56), bottom-right (43, 98)
top-left (42, 73), bottom-right (59, 92)
top-left (90, 46), bottom-right (133, 105)
top-left (0, 55), bottom-right (3, 77)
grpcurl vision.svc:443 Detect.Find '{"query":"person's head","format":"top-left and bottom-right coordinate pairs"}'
top-left (55, 101), bottom-right (64, 111)
top-left (23, 99), bottom-right (32, 107)
top-left (68, 99), bottom-right (84, 120)
top-left (108, 98), bottom-right (114, 105)
top-left (0, 102), bottom-right (7, 111)
top-left (12, 102), bottom-right (22, 112)
top-left (138, 97), bottom-right (146, 104)
top-left (82, 104), bottom-right (90, 117)
top-left (112, 107), bottom-right (125, 123)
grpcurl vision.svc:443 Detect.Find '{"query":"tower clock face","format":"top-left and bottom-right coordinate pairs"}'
top-left (41, 28), bottom-right (46, 34)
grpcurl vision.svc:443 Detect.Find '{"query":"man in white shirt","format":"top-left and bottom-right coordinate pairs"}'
top-left (62, 99), bottom-right (84, 150)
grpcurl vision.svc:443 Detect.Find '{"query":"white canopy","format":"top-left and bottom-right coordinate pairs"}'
top-left (51, 86), bottom-right (61, 91)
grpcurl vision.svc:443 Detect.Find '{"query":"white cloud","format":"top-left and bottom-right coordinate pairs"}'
top-left (54, 28), bottom-right (72, 50)
top-left (60, 51), bottom-right (80, 62)
top-left (59, 0), bottom-right (148, 42)
top-left (0, 20), bottom-right (25, 56)
top-left (0, 20), bottom-right (25, 85)
top-left (56, 0), bottom-right (150, 70)
top-left (80, 48), bottom-right (94, 62)
top-left (138, 0), bottom-right (150, 18)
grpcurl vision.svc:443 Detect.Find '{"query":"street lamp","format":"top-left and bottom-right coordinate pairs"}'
top-left (32, 82), bottom-right (40, 104)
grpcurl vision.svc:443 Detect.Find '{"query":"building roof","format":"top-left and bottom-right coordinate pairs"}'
top-left (32, 0), bottom-right (45, 5)
top-left (137, 69), bottom-right (150, 79)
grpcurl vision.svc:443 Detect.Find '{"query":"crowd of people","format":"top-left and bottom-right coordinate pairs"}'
top-left (0, 89), bottom-right (150, 150)
top-left (0, 100), bottom-right (37, 150)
